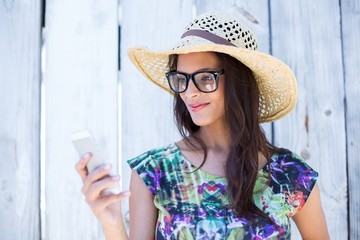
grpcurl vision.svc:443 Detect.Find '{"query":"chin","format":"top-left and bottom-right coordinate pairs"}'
top-left (190, 116), bottom-right (213, 127)
top-left (189, 112), bottom-right (225, 128)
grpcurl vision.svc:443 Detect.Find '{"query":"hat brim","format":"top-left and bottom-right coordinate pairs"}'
top-left (127, 44), bottom-right (298, 123)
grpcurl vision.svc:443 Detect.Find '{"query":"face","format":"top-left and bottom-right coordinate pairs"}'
top-left (177, 52), bottom-right (225, 128)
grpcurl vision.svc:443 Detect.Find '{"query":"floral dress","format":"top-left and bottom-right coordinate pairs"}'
top-left (127, 143), bottom-right (318, 239)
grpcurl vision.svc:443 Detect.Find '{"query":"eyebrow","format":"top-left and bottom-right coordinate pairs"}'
top-left (176, 67), bottom-right (220, 74)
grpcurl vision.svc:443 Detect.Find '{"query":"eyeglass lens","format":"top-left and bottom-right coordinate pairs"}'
top-left (168, 72), bottom-right (217, 93)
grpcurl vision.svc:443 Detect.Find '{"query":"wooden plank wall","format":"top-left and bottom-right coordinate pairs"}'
top-left (271, 0), bottom-right (347, 239)
top-left (0, 0), bottom-right (359, 239)
top-left (341, 0), bottom-right (360, 239)
top-left (44, 0), bottom-right (118, 239)
top-left (0, 0), bottom-right (42, 239)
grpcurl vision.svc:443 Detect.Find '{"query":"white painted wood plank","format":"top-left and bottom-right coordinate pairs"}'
top-left (0, 1), bottom-right (41, 239)
top-left (340, 0), bottom-right (360, 239)
top-left (44, 0), bottom-right (118, 239)
top-left (271, 1), bottom-right (347, 239)
top-left (120, 0), bottom-right (194, 229)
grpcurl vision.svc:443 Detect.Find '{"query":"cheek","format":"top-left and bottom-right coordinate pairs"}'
top-left (218, 77), bottom-right (225, 95)
top-left (215, 83), bottom-right (225, 108)
top-left (215, 97), bottom-right (225, 116)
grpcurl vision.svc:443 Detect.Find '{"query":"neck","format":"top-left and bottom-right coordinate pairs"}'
top-left (195, 122), bottom-right (230, 151)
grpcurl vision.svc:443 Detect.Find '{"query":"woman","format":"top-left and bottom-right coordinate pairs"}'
top-left (76, 12), bottom-right (329, 239)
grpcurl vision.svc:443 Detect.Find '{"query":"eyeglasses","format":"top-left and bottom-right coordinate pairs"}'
top-left (165, 69), bottom-right (225, 93)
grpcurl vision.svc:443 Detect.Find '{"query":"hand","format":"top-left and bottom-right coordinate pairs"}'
top-left (75, 153), bottom-right (131, 233)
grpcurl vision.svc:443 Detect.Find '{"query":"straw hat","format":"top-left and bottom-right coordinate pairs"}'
top-left (127, 12), bottom-right (298, 123)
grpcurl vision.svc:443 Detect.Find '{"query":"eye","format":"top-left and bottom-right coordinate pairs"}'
top-left (197, 73), bottom-right (215, 83)
top-left (177, 75), bottom-right (186, 81)
top-left (202, 76), bottom-right (214, 81)
top-left (176, 76), bottom-right (187, 84)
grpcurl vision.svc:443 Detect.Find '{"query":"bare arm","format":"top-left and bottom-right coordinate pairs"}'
top-left (292, 183), bottom-right (330, 240)
top-left (129, 170), bottom-right (158, 239)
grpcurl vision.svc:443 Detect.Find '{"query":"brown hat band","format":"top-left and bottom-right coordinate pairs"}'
top-left (181, 29), bottom-right (236, 47)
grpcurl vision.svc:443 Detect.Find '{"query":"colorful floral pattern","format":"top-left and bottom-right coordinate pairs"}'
top-left (127, 143), bottom-right (318, 239)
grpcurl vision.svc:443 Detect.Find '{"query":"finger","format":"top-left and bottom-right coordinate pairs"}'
top-left (82, 164), bottom-right (113, 195)
top-left (75, 152), bottom-right (92, 181)
top-left (118, 191), bottom-right (131, 198)
top-left (85, 175), bottom-right (121, 202)
top-left (90, 191), bottom-right (131, 216)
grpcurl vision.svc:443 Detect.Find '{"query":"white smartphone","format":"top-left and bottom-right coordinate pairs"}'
top-left (71, 129), bottom-right (120, 195)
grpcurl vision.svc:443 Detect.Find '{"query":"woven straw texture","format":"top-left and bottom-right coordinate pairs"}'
top-left (127, 12), bottom-right (298, 123)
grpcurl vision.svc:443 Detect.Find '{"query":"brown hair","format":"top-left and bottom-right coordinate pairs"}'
top-left (168, 52), bottom-right (287, 223)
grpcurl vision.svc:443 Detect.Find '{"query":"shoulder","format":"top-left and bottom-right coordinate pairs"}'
top-left (126, 143), bottom-right (180, 195)
top-left (266, 150), bottom-right (319, 215)
top-left (268, 150), bottom-right (319, 186)
top-left (127, 142), bottom-right (178, 169)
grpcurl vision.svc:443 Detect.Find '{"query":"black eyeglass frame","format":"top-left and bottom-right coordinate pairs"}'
top-left (165, 69), bottom-right (225, 93)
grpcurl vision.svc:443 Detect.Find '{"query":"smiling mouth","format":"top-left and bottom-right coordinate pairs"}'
top-left (189, 103), bottom-right (209, 112)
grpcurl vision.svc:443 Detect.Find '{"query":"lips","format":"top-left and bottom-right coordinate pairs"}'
top-left (188, 103), bottom-right (209, 112)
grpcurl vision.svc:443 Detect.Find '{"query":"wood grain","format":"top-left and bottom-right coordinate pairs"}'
top-left (271, 0), bottom-right (347, 238)
top-left (340, 0), bottom-right (360, 238)
top-left (44, 0), bottom-right (118, 239)
top-left (0, 0), bottom-right (41, 239)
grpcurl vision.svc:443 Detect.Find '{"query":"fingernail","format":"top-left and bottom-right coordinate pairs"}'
top-left (103, 164), bottom-right (112, 170)
top-left (82, 152), bottom-right (91, 158)
top-left (111, 175), bottom-right (120, 180)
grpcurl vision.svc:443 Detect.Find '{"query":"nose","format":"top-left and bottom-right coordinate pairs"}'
top-left (184, 78), bottom-right (200, 98)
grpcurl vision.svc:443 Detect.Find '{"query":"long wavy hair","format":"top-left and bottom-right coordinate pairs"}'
top-left (168, 52), bottom-right (287, 222)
